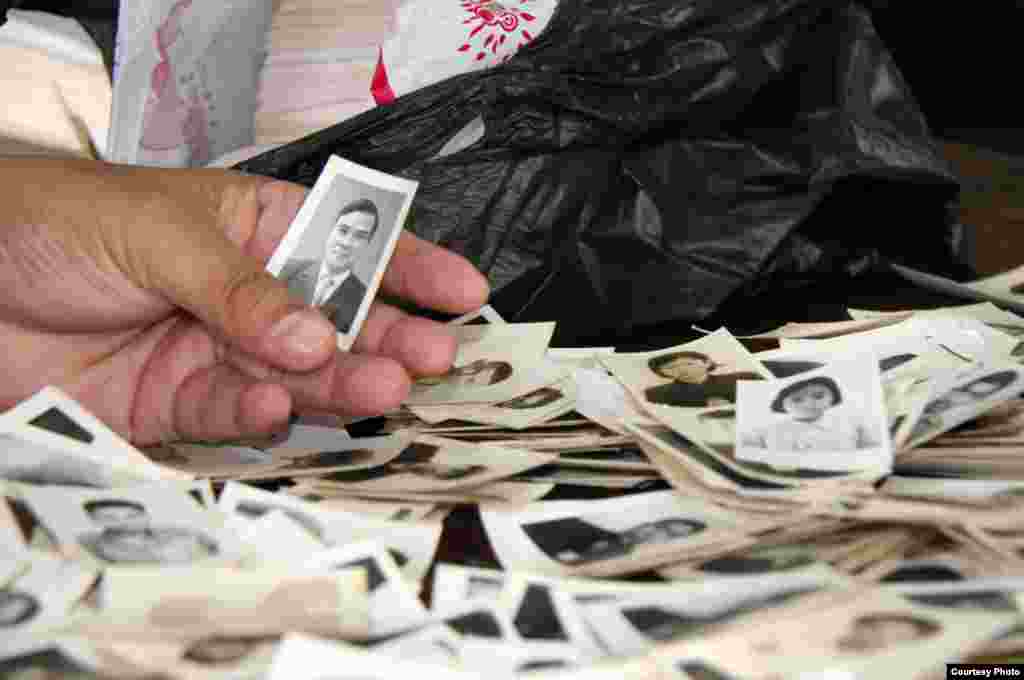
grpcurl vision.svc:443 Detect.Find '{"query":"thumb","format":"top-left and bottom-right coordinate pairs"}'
top-left (130, 171), bottom-right (338, 372)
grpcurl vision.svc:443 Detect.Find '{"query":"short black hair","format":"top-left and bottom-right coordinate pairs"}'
top-left (83, 499), bottom-right (147, 518)
top-left (334, 197), bottom-right (380, 243)
top-left (879, 353), bottom-right (917, 373)
top-left (648, 351), bottom-right (716, 379)
top-left (452, 359), bottom-right (514, 385)
top-left (770, 375), bottom-right (842, 413)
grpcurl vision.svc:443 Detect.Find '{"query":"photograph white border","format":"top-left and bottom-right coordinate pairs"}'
top-left (266, 155), bottom-right (418, 351)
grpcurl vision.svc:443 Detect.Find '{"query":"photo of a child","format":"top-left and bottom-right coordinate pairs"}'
top-left (735, 360), bottom-right (891, 473)
top-left (741, 377), bottom-right (879, 453)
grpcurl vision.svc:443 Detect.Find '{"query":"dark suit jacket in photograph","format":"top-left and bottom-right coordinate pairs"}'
top-left (521, 517), bottom-right (630, 565)
top-left (279, 258), bottom-right (367, 334)
top-left (643, 372), bottom-right (763, 408)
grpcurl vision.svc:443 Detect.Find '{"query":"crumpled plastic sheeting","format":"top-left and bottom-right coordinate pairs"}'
top-left (237, 0), bottom-right (965, 342)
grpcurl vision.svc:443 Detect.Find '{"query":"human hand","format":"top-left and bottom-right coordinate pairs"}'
top-left (0, 159), bottom-right (488, 444)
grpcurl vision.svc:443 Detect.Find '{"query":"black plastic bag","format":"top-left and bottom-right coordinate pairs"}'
top-left (237, 0), bottom-right (967, 345)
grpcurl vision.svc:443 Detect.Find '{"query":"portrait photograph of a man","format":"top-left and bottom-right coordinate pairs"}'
top-left (266, 155), bottom-right (418, 349)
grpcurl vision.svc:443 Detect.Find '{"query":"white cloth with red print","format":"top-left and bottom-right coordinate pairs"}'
top-left (376, 0), bottom-right (558, 101)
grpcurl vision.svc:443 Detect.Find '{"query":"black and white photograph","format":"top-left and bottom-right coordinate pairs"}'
top-left (0, 553), bottom-right (97, 661)
top-left (0, 497), bottom-right (24, 554)
top-left (599, 329), bottom-right (772, 411)
top-left (693, 545), bottom-right (817, 576)
top-left (368, 623), bottom-right (464, 668)
top-left (308, 434), bottom-right (556, 495)
top-left (409, 367), bottom-right (577, 431)
top-left (265, 155), bottom-right (418, 350)
top-left (440, 602), bottom-right (518, 642)
top-left (267, 633), bottom-right (474, 680)
top-left (455, 638), bottom-right (587, 677)
top-left (99, 563), bottom-right (369, 641)
top-left (0, 589), bottom-right (39, 628)
top-left (735, 358), bottom-right (892, 474)
top-left (14, 482), bottom-right (247, 567)
top-left (499, 577), bottom-right (605, 659)
top-left (218, 482), bottom-right (443, 582)
top-left (78, 525), bottom-right (221, 565)
top-left (157, 441), bottom-right (288, 480)
top-left (0, 386), bottom-right (190, 486)
top-left (404, 322), bottom-right (560, 406)
top-left (429, 564), bottom-right (508, 613)
top-left (304, 542), bottom-right (430, 637)
top-left (574, 579), bottom-right (824, 658)
top-left (230, 434), bottom-right (411, 482)
top-left (902, 362), bottom-right (1024, 450)
top-left (480, 490), bottom-right (747, 577)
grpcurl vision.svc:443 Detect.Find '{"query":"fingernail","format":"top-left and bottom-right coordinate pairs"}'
top-left (268, 309), bottom-right (331, 356)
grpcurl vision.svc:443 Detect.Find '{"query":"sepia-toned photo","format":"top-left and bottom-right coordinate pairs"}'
top-left (265, 155), bottom-right (417, 350)
top-left (404, 323), bottom-right (560, 406)
top-left (735, 358), bottom-right (892, 473)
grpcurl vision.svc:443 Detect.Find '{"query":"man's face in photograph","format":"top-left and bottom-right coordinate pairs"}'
top-left (324, 208), bottom-right (375, 272)
top-left (87, 527), bottom-right (218, 564)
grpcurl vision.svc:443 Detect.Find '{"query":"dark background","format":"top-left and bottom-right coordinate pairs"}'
top-left (3, 0), bottom-right (1021, 154)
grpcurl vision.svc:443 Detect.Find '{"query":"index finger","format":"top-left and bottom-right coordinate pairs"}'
top-left (379, 230), bottom-right (490, 314)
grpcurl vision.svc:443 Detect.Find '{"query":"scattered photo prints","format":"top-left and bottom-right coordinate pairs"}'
top-left (217, 482), bottom-right (443, 582)
top-left (404, 322), bottom-right (559, 406)
top-left (230, 434), bottom-right (411, 482)
top-left (98, 563), bottom-right (369, 640)
top-left (901, 361), bottom-right (1024, 450)
top-left (734, 358), bottom-right (892, 474)
top-left (1, 552), bottom-right (98, 660)
top-left (367, 622), bottom-right (463, 667)
top-left (14, 482), bottom-right (249, 567)
top-left (267, 633), bottom-right (478, 680)
top-left (302, 434), bottom-right (556, 494)
top-left (599, 328), bottom-right (772, 411)
top-left (429, 564), bottom-right (508, 613)
top-left (303, 541), bottom-right (430, 637)
top-left (0, 386), bottom-right (190, 486)
top-left (499, 575), bottom-right (605, 659)
top-left (265, 155), bottom-right (418, 351)
top-left (481, 490), bottom-right (748, 577)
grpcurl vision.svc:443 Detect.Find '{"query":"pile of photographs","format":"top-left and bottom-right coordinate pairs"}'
top-left (3, 300), bottom-right (1024, 680)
